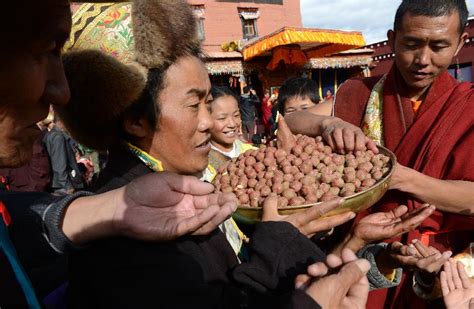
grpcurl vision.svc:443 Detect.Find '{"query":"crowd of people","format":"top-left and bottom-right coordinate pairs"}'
top-left (236, 78), bottom-right (335, 146)
top-left (0, 109), bottom-right (101, 195)
top-left (0, 0), bottom-right (472, 308)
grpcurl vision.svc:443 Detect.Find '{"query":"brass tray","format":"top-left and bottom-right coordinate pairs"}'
top-left (232, 145), bottom-right (397, 225)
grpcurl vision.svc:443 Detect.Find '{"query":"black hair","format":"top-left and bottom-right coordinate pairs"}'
top-left (394, 0), bottom-right (468, 34)
top-left (277, 77), bottom-right (320, 115)
top-left (211, 86), bottom-right (239, 104)
top-left (243, 85), bottom-right (251, 94)
top-left (118, 47), bottom-right (202, 143)
top-left (117, 65), bottom-right (168, 143)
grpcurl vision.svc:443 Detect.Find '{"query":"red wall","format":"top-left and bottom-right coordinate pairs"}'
top-left (188, 0), bottom-right (302, 53)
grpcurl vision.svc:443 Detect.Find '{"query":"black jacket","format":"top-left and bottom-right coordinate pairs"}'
top-left (43, 127), bottom-right (84, 192)
top-left (239, 93), bottom-right (260, 122)
top-left (0, 191), bottom-right (91, 306)
top-left (69, 147), bottom-right (324, 309)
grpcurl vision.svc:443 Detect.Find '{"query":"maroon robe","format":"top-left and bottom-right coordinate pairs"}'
top-left (335, 65), bottom-right (474, 308)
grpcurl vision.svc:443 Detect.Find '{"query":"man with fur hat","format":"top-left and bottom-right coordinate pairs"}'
top-left (59, 0), bottom-right (380, 308)
top-left (0, 0), bottom-right (237, 306)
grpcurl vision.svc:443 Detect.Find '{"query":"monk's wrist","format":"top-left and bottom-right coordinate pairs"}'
top-left (391, 165), bottom-right (417, 193)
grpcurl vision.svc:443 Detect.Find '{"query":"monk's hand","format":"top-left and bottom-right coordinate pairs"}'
top-left (320, 117), bottom-right (378, 154)
top-left (114, 172), bottom-right (237, 241)
top-left (350, 204), bottom-right (435, 248)
top-left (262, 195), bottom-right (355, 238)
top-left (297, 248), bottom-right (370, 309)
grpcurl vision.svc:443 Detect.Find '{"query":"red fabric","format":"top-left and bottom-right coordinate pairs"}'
top-left (335, 65), bottom-right (474, 308)
top-left (0, 201), bottom-right (11, 226)
top-left (261, 97), bottom-right (273, 131)
top-left (266, 46), bottom-right (308, 71)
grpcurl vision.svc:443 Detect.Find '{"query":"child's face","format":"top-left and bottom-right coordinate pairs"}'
top-left (284, 96), bottom-right (316, 115)
top-left (210, 95), bottom-right (241, 148)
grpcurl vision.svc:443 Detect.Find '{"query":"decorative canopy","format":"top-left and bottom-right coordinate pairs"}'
top-left (305, 56), bottom-right (373, 70)
top-left (242, 27), bottom-right (366, 62)
top-left (206, 60), bottom-right (244, 76)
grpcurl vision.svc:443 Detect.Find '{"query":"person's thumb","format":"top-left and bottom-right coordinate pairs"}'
top-left (164, 172), bottom-right (214, 195)
top-left (262, 194), bottom-right (281, 221)
top-left (336, 259), bottom-right (371, 293)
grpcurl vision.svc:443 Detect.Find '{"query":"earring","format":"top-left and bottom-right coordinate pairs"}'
top-left (455, 57), bottom-right (463, 81)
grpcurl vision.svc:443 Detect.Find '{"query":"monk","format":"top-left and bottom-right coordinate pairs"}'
top-left (286, 0), bottom-right (474, 308)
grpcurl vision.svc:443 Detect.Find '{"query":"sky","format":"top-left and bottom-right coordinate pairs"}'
top-left (301, 0), bottom-right (474, 44)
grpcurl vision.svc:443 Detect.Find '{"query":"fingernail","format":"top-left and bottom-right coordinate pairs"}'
top-left (412, 239), bottom-right (418, 244)
top-left (443, 251), bottom-right (452, 258)
top-left (295, 282), bottom-right (304, 290)
top-left (349, 212), bottom-right (356, 219)
top-left (408, 247), bottom-right (416, 255)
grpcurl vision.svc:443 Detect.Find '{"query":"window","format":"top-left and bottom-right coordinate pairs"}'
top-left (196, 18), bottom-right (205, 41)
top-left (242, 19), bottom-right (257, 39)
top-left (191, 5), bottom-right (205, 41)
top-left (239, 8), bottom-right (259, 40)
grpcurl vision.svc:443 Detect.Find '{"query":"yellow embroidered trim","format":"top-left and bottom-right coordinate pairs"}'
top-left (384, 269), bottom-right (397, 282)
top-left (127, 143), bottom-right (164, 172)
top-left (231, 218), bottom-right (249, 243)
top-left (361, 75), bottom-right (387, 146)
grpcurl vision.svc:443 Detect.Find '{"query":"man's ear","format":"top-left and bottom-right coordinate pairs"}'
top-left (387, 30), bottom-right (395, 52)
top-left (123, 116), bottom-right (150, 139)
top-left (454, 32), bottom-right (468, 57)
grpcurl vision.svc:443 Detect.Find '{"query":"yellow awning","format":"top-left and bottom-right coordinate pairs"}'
top-left (242, 27), bottom-right (366, 61)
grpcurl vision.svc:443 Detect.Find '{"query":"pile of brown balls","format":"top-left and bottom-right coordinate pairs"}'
top-left (213, 135), bottom-right (391, 207)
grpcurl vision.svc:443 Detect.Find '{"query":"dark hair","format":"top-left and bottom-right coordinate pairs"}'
top-left (211, 86), bottom-right (239, 103)
top-left (119, 48), bottom-right (202, 143)
top-left (117, 65), bottom-right (169, 143)
top-left (394, 0), bottom-right (468, 34)
top-left (277, 77), bottom-right (320, 115)
top-left (243, 85), bottom-right (251, 94)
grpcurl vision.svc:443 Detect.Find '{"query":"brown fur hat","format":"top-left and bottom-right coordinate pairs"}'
top-left (132, 0), bottom-right (201, 68)
top-left (55, 49), bottom-right (146, 151)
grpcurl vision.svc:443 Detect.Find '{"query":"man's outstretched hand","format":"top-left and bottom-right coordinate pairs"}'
top-left (295, 248), bottom-right (370, 309)
top-left (349, 204), bottom-right (435, 251)
top-left (441, 259), bottom-right (474, 309)
top-left (114, 172), bottom-right (237, 241)
top-left (262, 195), bottom-right (355, 238)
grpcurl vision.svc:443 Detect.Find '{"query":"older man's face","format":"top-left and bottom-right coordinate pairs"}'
top-left (0, 1), bottom-right (71, 167)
